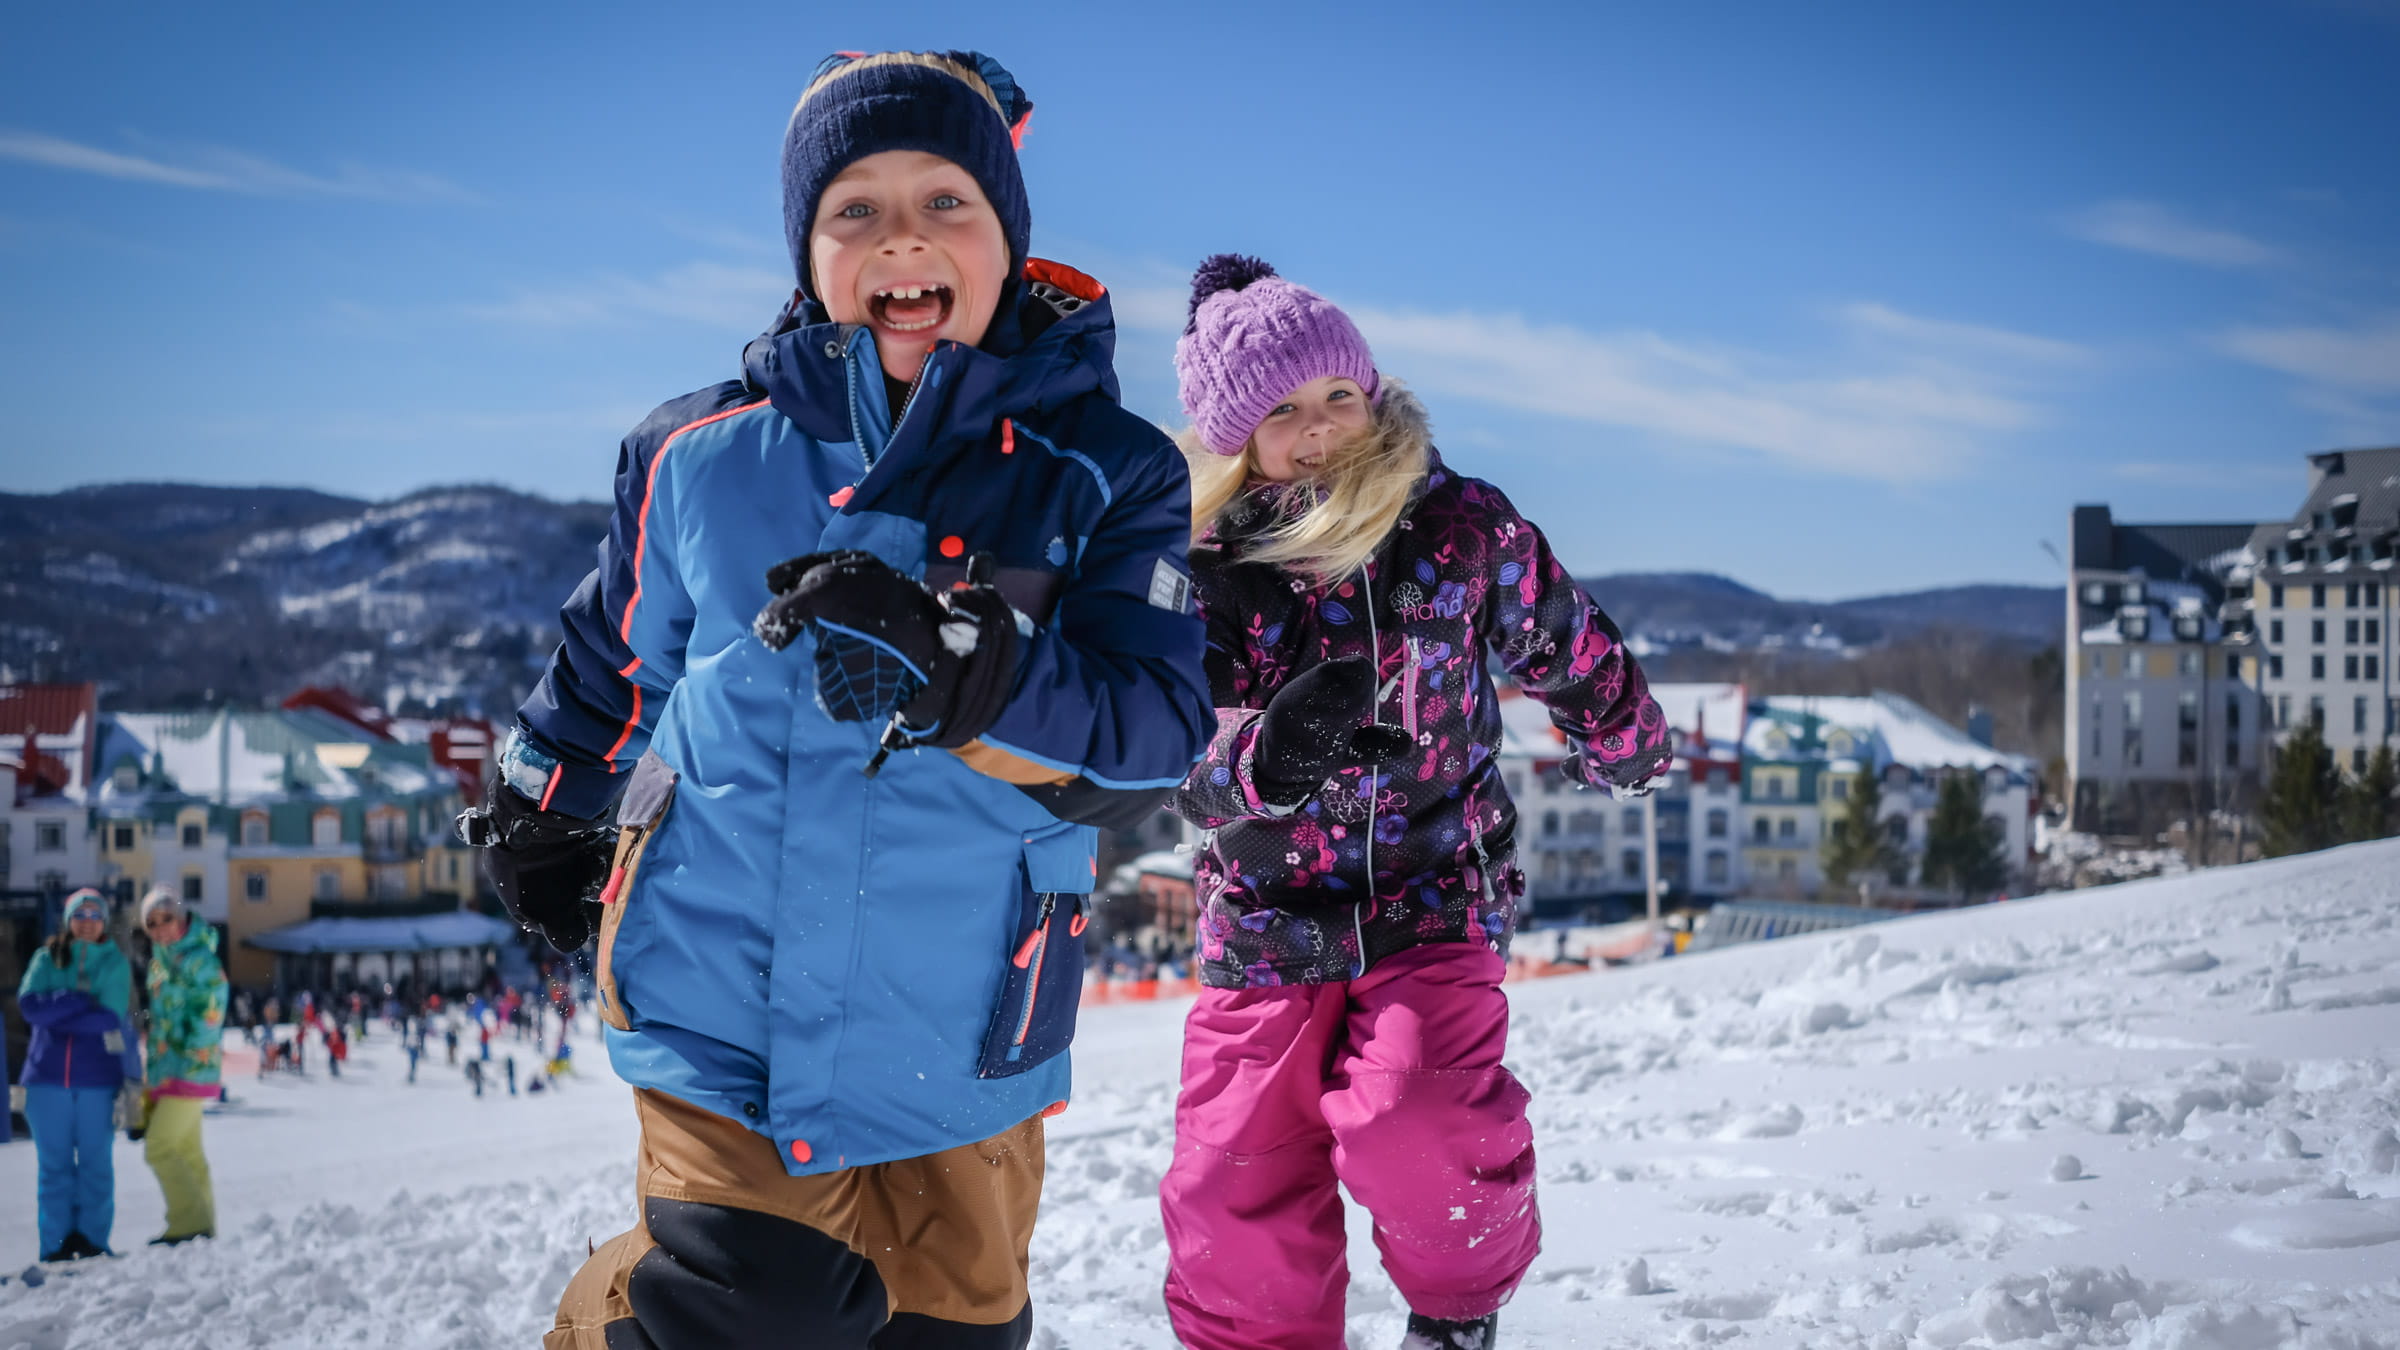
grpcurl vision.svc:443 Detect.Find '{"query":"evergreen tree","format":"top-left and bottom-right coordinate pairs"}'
top-left (2260, 721), bottom-right (2342, 857)
top-left (2338, 744), bottom-right (2398, 844)
top-left (1920, 771), bottom-right (2008, 899)
top-left (1821, 765), bottom-right (1902, 894)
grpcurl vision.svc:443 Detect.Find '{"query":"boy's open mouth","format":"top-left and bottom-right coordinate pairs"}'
top-left (869, 284), bottom-right (954, 335)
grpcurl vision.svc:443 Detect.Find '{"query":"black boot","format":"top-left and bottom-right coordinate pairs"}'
top-left (60, 1231), bottom-right (104, 1260)
top-left (1404, 1312), bottom-right (1497, 1350)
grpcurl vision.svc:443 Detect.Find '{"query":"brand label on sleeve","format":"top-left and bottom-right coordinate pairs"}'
top-left (1147, 558), bottom-right (1193, 614)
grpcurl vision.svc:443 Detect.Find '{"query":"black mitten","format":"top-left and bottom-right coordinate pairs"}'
top-left (1252, 656), bottom-right (1410, 806)
top-left (455, 786), bottom-right (616, 953)
top-left (755, 550), bottom-right (1021, 747)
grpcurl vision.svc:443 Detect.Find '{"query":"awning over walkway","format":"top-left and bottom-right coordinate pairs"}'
top-left (244, 910), bottom-right (518, 954)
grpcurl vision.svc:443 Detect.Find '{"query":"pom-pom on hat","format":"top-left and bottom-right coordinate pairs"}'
top-left (139, 885), bottom-right (186, 929)
top-left (1175, 254), bottom-right (1381, 456)
top-left (782, 51), bottom-right (1035, 305)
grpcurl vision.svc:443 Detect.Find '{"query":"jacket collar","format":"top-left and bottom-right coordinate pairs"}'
top-left (741, 258), bottom-right (1121, 452)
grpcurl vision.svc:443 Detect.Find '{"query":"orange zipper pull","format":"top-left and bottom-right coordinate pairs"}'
top-left (597, 864), bottom-right (627, 906)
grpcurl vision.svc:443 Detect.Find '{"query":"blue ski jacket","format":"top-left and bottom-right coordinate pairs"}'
top-left (512, 260), bottom-right (1211, 1174)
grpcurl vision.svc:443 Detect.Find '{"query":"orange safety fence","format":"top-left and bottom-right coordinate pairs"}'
top-left (1081, 971), bottom-right (1202, 1005)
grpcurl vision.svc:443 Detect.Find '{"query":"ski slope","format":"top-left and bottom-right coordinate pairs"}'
top-left (4, 839), bottom-right (2397, 1349)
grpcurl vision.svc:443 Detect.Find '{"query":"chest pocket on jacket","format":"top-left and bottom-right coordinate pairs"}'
top-left (976, 824), bottom-right (1094, 1079)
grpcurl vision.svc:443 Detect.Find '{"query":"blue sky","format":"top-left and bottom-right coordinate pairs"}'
top-left (3, 1), bottom-right (2394, 601)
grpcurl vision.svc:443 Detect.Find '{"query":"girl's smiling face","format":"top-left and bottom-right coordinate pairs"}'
top-left (1250, 376), bottom-right (1374, 483)
top-left (809, 150), bottom-right (1010, 384)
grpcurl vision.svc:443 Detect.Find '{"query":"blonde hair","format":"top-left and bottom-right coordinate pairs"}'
top-left (798, 52), bottom-right (1004, 118)
top-left (1181, 380), bottom-right (1431, 585)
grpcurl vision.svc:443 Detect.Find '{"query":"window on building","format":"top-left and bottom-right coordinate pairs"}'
top-left (2368, 619), bottom-right (2382, 644)
top-left (1622, 808), bottom-right (1642, 834)
top-left (2365, 583), bottom-right (2381, 607)
top-left (241, 813), bottom-right (267, 847)
top-left (2309, 696), bottom-right (2325, 731)
top-left (2226, 654), bottom-right (2241, 681)
top-left (243, 872), bottom-right (266, 902)
top-left (35, 821), bottom-right (64, 852)
top-left (2277, 695), bottom-right (2291, 728)
top-left (179, 873), bottom-right (200, 902)
top-left (314, 868), bottom-right (341, 900)
top-left (1885, 817), bottom-right (1908, 845)
top-left (1570, 810), bottom-right (1603, 836)
top-left (311, 810), bottom-right (341, 848)
top-left (1541, 811), bottom-right (1558, 838)
top-left (1706, 809), bottom-right (1728, 839)
top-left (1751, 817), bottom-right (1770, 844)
top-left (2178, 650), bottom-right (2202, 678)
top-left (2122, 691), bottom-right (2143, 768)
top-left (2081, 581), bottom-right (2108, 606)
top-left (2355, 748), bottom-right (2369, 773)
top-left (2085, 648), bottom-right (2106, 677)
top-left (1620, 849), bottom-right (1642, 881)
top-left (180, 822), bottom-right (202, 849)
top-left (2178, 692), bottom-right (2200, 768)
top-left (2312, 619), bottom-right (2327, 644)
top-left (111, 824), bottom-right (135, 851)
top-left (2356, 697), bottom-right (2369, 736)
top-left (2346, 655), bottom-right (2360, 681)
top-left (2269, 619), bottom-right (2284, 644)
top-left (2090, 696), bottom-right (2105, 759)
top-left (2270, 584), bottom-right (2285, 608)
top-left (2311, 654), bottom-right (2326, 680)
top-left (2270, 654), bottom-right (2285, 680)
top-left (2346, 618), bottom-right (2361, 644)
top-left (1705, 852), bottom-right (1729, 885)
top-left (2389, 699), bottom-right (2399, 737)
top-left (2346, 582), bottom-right (2360, 607)
top-left (1775, 817), bottom-right (1795, 841)
top-left (1765, 774), bottom-right (1786, 801)
top-left (2313, 584), bottom-right (2327, 608)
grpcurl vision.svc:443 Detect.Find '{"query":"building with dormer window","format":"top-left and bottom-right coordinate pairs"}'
top-left (2064, 506), bottom-right (2265, 836)
top-left (2246, 447), bottom-right (2399, 778)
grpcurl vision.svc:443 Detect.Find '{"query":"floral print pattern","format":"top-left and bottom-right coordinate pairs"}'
top-left (1172, 434), bottom-right (1672, 989)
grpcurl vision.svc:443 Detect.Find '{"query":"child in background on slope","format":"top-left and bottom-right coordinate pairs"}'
top-left (1161, 256), bottom-right (1673, 1350)
top-left (16, 888), bottom-right (139, 1262)
top-left (140, 887), bottom-right (227, 1247)
top-left (460, 49), bottom-right (1210, 1350)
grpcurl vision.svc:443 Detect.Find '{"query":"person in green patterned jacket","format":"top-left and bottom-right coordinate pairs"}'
top-left (138, 887), bottom-right (225, 1245)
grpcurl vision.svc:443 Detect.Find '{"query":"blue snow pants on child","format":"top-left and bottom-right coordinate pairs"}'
top-left (25, 1084), bottom-right (117, 1256)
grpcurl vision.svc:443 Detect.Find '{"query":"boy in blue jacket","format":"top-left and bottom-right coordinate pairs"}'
top-left (461, 50), bottom-right (1210, 1350)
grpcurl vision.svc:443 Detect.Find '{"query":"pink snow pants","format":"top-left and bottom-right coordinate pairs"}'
top-left (1161, 942), bottom-right (1539, 1350)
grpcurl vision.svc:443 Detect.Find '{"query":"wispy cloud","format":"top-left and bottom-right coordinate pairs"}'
top-left (2216, 314), bottom-right (2400, 394)
top-left (462, 261), bottom-right (791, 330)
top-left (1837, 302), bottom-right (2094, 367)
top-left (2063, 199), bottom-right (2281, 268)
top-left (1117, 287), bottom-right (2071, 483)
top-left (2215, 312), bottom-right (2400, 444)
top-left (0, 129), bottom-right (473, 202)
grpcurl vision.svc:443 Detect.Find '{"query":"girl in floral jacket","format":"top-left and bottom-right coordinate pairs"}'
top-left (139, 888), bottom-right (225, 1245)
top-left (1161, 256), bottom-right (1671, 1350)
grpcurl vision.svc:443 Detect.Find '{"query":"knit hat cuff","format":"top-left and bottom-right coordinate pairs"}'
top-left (1187, 341), bottom-right (1381, 456)
top-left (63, 887), bottom-right (105, 923)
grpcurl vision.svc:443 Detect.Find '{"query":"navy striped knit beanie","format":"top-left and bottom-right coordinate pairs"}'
top-left (782, 51), bottom-right (1035, 304)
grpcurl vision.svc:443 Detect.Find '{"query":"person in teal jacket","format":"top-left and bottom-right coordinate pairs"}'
top-left (17, 888), bottom-right (138, 1261)
top-left (138, 888), bottom-right (225, 1246)
top-left (463, 50), bottom-right (1210, 1350)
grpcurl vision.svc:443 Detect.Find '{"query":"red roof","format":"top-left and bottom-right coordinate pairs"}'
top-left (282, 686), bottom-right (397, 739)
top-left (0, 683), bottom-right (97, 739)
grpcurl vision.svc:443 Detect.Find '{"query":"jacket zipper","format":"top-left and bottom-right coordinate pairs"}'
top-left (1010, 892), bottom-right (1056, 1046)
top-left (1403, 635), bottom-right (1423, 738)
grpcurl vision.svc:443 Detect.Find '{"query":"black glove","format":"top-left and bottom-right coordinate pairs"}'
top-left (455, 786), bottom-right (616, 954)
top-left (754, 550), bottom-right (1021, 749)
top-left (1252, 656), bottom-right (1414, 806)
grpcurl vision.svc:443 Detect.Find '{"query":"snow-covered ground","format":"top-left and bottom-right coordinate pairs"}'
top-left (4, 840), bottom-right (2397, 1349)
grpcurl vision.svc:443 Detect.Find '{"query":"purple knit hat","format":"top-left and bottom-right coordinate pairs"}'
top-left (1175, 255), bottom-right (1380, 456)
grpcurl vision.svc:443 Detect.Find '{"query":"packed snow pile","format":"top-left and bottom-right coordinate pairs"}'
top-left (2036, 827), bottom-right (2195, 891)
top-left (4, 840), bottom-right (2397, 1348)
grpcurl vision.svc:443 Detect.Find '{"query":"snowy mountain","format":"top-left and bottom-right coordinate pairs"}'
top-left (3, 840), bottom-right (2394, 1348)
top-left (1584, 573), bottom-right (2059, 654)
top-left (5, 483), bottom-right (2055, 716)
top-left (0, 483), bottom-right (608, 713)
